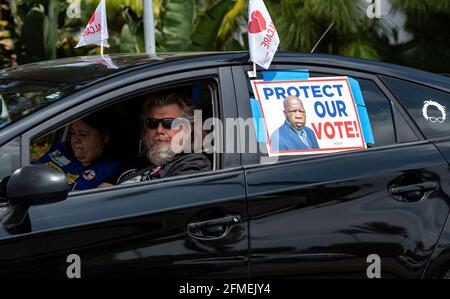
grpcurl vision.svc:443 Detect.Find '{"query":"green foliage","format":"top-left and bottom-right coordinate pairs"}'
top-left (189, 0), bottom-right (236, 50)
top-left (266, 0), bottom-right (385, 60)
top-left (390, 0), bottom-right (450, 72)
top-left (0, 0), bottom-right (18, 67)
top-left (21, 6), bottom-right (46, 59)
top-left (20, 0), bottom-right (67, 60)
top-left (391, 0), bottom-right (450, 15)
top-left (340, 41), bottom-right (380, 60)
top-left (157, 0), bottom-right (195, 51)
top-left (119, 7), bottom-right (145, 53)
top-left (2, 0), bottom-right (449, 73)
top-left (216, 0), bottom-right (246, 50)
top-left (9, 0), bottom-right (85, 63)
top-left (123, 0), bottom-right (239, 52)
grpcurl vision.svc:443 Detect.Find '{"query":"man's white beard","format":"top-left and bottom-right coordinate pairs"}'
top-left (146, 141), bottom-right (176, 166)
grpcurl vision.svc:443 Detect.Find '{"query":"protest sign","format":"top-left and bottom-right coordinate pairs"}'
top-left (251, 76), bottom-right (368, 156)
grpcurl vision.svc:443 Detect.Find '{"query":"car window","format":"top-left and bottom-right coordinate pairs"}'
top-left (249, 71), bottom-right (396, 163)
top-left (30, 126), bottom-right (67, 162)
top-left (0, 81), bottom-right (79, 129)
top-left (0, 138), bottom-right (20, 181)
top-left (349, 78), bottom-right (396, 147)
top-left (382, 76), bottom-right (450, 139)
top-left (306, 73), bottom-right (396, 147)
top-left (309, 73), bottom-right (419, 145)
top-left (30, 80), bottom-right (217, 192)
top-left (392, 105), bottom-right (420, 143)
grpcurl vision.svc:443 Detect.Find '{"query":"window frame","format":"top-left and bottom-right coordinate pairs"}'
top-left (20, 66), bottom-right (239, 196)
top-left (29, 80), bottom-right (220, 166)
top-left (380, 75), bottom-right (450, 142)
top-left (0, 136), bottom-right (21, 182)
top-left (232, 63), bottom-right (426, 167)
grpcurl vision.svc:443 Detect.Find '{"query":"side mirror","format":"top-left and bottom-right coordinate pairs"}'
top-left (7, 165), bottom-right (68, 206)
top-left (0, 165), bottom-right (68, 229)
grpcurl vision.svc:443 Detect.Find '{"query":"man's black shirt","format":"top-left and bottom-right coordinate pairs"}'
top-left (104, 153), bottom-right (211, 185)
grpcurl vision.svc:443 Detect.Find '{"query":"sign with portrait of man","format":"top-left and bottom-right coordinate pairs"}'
top-left (251, 76), bottom-right (368, 156)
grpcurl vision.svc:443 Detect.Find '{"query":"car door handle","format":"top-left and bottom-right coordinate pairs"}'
top-left (390, 182), bottom-right (439, 195)
top-left (187, 215), bottom-right (241, 240)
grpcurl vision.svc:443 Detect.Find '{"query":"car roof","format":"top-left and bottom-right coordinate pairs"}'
top-left (0, 52), bottom-right (448, 91)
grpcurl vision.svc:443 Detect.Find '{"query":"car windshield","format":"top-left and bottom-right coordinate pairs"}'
top-left (0, 80), bottom-right (79, 129)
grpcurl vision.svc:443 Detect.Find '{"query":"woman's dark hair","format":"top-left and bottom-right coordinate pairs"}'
top-left (81, 109), bottom-right (118, 134)
top-left (73, 108), bottom-right (120, 161)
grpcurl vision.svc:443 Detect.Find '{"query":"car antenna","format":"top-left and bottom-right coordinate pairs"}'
top-left (310, 22), bottom-right (334, 53)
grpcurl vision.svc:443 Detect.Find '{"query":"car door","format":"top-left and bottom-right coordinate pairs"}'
top-left (232, 64), bottom-right (450, 278)
top-left (380, 75), bottom-right (450, 278)
top-left (0, 67), bottom-right (249, 278)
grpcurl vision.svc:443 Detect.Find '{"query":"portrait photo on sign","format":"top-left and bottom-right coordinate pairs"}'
top-left (251, 76), bottom-right (368, 156)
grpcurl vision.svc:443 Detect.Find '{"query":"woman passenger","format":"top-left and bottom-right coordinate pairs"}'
top-left (38, 110), bottom-right (119, 191)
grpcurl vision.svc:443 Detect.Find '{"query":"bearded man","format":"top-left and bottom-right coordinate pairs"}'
top-left (100, 93), bottom-right (211, 186)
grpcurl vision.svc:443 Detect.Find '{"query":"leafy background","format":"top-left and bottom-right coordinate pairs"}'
top-left (0, 0), bottom-right (449, 73)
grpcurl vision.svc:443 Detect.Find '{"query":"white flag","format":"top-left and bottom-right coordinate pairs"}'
top-left (75, 0), bottom-right (109, 48)
top-left (248, 0), bottom-right (280, 69)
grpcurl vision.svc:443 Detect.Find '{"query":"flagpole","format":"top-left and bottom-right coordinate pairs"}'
top-left (143, 0), bottom-right (156, 55)
top-left (247, 62), bottom-right (257, 78)
top-left (100, 0), bottom-right (105, 56)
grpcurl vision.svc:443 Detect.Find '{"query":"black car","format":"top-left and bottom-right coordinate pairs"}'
top-left (0, 52), bottom-right (450, 279)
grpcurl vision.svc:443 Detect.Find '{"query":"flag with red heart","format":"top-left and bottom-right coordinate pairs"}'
top-left (248, 0), bottom-right (279, 69)
top-left (75, 0), bottom-right (109, 48)
top-left (249, 10), bottom-right (267, 33)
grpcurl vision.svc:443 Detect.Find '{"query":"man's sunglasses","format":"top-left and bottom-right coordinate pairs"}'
top-left (145, 118), bottom-right (176, 129)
